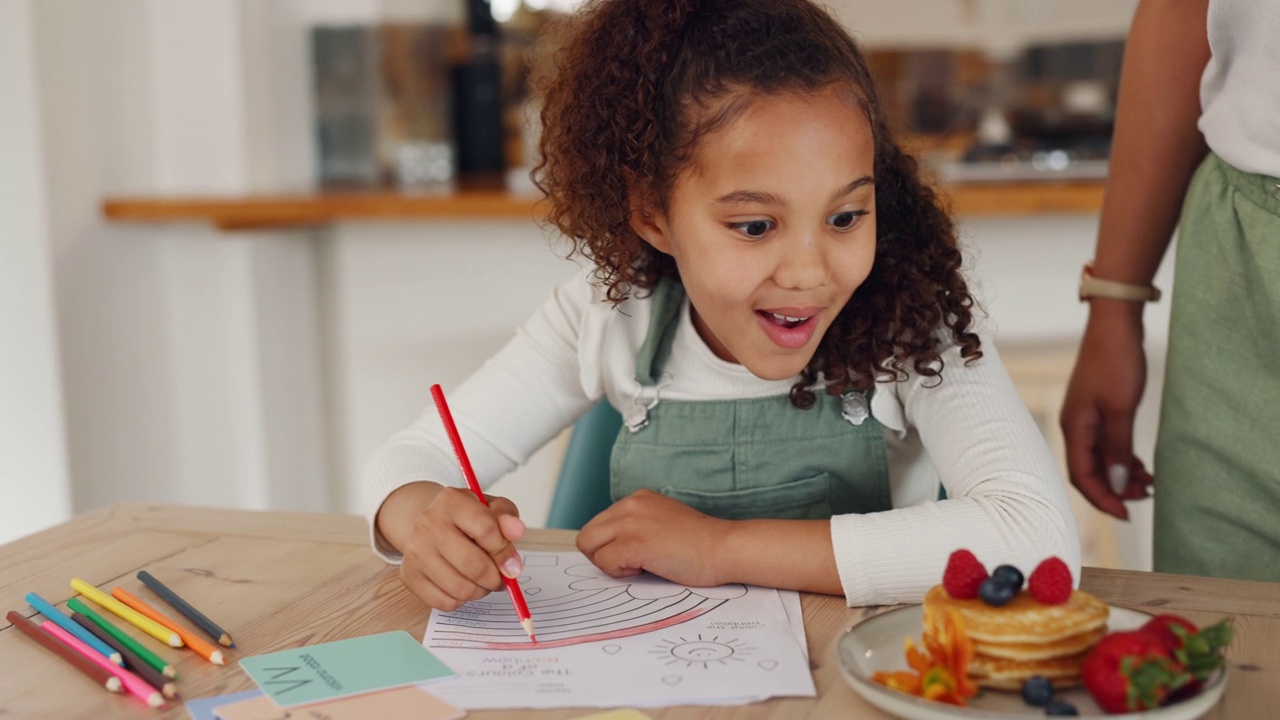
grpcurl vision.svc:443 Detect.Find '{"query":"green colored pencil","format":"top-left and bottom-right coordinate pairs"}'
top-left (67, 597), bottom-right (177, 679)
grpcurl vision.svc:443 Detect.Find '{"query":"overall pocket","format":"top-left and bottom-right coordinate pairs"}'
top-left (660, 473), bottom-right (835, 521)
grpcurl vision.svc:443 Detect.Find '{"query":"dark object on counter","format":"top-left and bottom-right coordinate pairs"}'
top-left (451, 0), bottom-right (506, 175)
top-left (452, 53), bottom-right (505, 175)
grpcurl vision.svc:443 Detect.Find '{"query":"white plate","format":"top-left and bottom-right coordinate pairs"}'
top-left (836, 604), bottom-right (1227, 719)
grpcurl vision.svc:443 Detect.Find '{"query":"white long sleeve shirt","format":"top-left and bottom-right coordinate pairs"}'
top-left (362, 270), bottom-right (1081, 606)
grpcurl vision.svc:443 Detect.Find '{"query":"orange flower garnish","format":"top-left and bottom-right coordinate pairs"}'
top-left (873, 610), bottom-right (978, 706)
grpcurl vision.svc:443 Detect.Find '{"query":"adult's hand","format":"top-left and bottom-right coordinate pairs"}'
top-left (1060, 303), bottom-right (1155, 520)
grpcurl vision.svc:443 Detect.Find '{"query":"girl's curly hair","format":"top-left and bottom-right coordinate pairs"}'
top-left (531, 0), bottom-right (982, 408)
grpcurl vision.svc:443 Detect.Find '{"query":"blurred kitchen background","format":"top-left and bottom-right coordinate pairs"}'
top-left (2, 0), bottom-right (1172, 571)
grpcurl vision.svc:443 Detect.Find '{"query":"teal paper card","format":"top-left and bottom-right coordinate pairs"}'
top-left (240, 631), bottom-right (454, 707)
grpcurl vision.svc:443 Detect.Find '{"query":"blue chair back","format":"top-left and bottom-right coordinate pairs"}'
top-left (546, 401), bottom-right (623, 529)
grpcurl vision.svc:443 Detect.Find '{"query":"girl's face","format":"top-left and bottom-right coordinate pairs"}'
top-left (632, 85), bottom-right (877, 381)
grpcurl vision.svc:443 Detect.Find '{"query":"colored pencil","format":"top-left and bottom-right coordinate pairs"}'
top-left (137, 570), bottom-right (234, 648)
top-left (6, 611), bottom-right (123, 693)
top-left (430, 383), bottom-right (537, 642)
top-left (71, 612), bottom-right (179, 698)
top-left (68, 597), bottom-right (177, 679)
top-left (111, 587), bottom-right (225, 666)
top-left (42, 621), bottom-right (165, 708)
top-left (69, 578), bottom-right (183, 648)
top-left (24, 591), bottom-right (123, 665)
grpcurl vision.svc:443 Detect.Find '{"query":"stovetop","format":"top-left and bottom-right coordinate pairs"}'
top-left (935, 139), bottom-right (1111, 183)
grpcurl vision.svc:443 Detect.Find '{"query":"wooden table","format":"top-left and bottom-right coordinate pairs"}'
top-left (1, 504), bottom-right (1276, 719)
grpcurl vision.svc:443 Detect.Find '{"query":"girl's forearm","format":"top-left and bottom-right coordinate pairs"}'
top-left (715, 519), bottom-right (844, 595)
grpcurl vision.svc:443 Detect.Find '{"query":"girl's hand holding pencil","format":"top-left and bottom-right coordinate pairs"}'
top-left (373, 384), bottom-right (535, 642)
top-left (380, 479), bottom-right (528, 612)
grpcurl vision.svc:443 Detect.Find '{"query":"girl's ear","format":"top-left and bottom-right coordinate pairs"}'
top-left (628, 194), bottom-right (673, 255)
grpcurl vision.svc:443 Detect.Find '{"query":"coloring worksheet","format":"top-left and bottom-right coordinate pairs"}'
top-left (421, 551), bottom-right (815, 709)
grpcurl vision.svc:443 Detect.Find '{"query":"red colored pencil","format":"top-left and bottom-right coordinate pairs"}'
top-left (6, 611), bottom-right (122, 694)
top-left (430, 383), bottom-right (536, 642)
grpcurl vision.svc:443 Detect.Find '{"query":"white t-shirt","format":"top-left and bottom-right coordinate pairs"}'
top-left (361, 270), bottom-right (1080, 606)
top-left (1199, 0), bottom-right (1280, 177)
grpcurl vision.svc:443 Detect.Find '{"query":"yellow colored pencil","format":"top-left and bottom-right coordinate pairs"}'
top-left (112, 587), bottom-right (225, 666)
top-left (69, 578), bottom-right (183, 648)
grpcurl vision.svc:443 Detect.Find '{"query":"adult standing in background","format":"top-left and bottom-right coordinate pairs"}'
top-left (1061, 0), bottom-right (1280, 581)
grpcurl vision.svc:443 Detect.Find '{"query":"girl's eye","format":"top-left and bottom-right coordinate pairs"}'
top-left (829, 210), bottom-right (867, 230)
top-left (730, 220), bottom-right (773, 238)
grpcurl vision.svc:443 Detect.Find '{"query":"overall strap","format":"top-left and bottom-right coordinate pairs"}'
top-left (634, 278), bottom-right (685, 388)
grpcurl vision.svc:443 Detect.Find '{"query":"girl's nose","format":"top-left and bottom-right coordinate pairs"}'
top-left (774, 233), bottom-right (830, 291)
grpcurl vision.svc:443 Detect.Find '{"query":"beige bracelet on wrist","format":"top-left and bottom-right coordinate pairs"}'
top-left (1078, 261), bottom-right (1162, 303)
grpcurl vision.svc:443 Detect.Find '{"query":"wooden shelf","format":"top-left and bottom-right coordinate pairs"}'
top-left (102, 181), bottom-right (1105, 231)
top-left (102, 189), bottom-right (545, 231)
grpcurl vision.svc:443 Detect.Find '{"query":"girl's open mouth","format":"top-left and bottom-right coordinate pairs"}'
top-left (763, 311), bottom-right (809, 329)
top-left (756, 310), bottom-right (819, 349)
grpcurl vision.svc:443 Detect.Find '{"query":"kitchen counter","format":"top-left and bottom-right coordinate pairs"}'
top-left (102, 180), bottom-right (1106, 231)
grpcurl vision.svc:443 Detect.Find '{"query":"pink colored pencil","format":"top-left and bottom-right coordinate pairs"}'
top-left (6, 611), bottom-right (122, 694)
top-left (41, 621), bottom-right (165, 708)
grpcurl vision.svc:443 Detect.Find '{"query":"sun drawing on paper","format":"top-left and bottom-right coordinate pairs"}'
top-left (649, 633), bottom-right (755, 669)
top-left (427, 553), bottom-right (748, 650)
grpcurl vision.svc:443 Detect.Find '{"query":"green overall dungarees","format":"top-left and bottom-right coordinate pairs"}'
top-left (1154, 153), bottom-right (1280, 581)
top-left (608, 279), bottom-right (895, 520)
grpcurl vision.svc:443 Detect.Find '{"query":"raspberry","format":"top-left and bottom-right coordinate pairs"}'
top-left (1028, 556), bottom-right (1073, 605)
top-left (942, 549), bottom-right (988, 599)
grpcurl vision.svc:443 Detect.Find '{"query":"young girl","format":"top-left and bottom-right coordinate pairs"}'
top-left (365, 0), bottom-right (1079, 611)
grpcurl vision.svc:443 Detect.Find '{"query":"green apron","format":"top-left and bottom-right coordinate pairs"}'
top-left (608, 279), bottom-right (894, 520)
top-left (1153, 153), bottom-right (1280, 581)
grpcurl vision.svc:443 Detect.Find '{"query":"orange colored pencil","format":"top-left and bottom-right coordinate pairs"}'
top-left (110, 588), bottom-right (225, 666)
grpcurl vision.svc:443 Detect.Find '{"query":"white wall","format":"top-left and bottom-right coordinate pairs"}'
top-left (27, 0), bottom-right (330, 521)
top-left (832, 0), bottom-right (1138, 50)
top-left (323, 221), bottom-right (581, 522)
top-left (0, 0), bottom-right (73, 545)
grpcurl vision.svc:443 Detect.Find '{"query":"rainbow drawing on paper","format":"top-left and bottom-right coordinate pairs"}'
top-left (427, 554), bottom-right (748, 650)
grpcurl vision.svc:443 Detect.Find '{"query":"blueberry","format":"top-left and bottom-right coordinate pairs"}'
top-left (1044, 699), bottom-right (1079, 716)
top-left (1021, 675), bottom-right (1054, 707)
top-left (979, 576), bottom-right (1016, 606)
top-left (992, 564), bottom-right (1025, 591)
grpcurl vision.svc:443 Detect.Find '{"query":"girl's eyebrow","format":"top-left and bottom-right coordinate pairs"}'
top-left (713, 176), bottom-right (875, 208)
top-left (713, 190), bottom-right (783, 207)
top-left (830, 176), bottom-right (875, 201)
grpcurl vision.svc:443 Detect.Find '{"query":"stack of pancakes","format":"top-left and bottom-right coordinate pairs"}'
top-left (923, 584), bottom-right (1109, 690)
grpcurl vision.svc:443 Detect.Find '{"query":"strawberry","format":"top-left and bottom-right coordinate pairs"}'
top-left (1081, 629), bottom-right (1192, 713)
top-left (942, 549), bottom-right (988, 599)
top-left (1141, 615), bottom-right (1234, 687)
top-left (1027, 556), bottom-right (1072, 605)
top-left (1141, 614), bottom-right (1198, 651)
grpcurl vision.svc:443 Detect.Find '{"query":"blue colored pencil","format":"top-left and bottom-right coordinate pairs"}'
top-left (25, 591), bottom-right (123, 666)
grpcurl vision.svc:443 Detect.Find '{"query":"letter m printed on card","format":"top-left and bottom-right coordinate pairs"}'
top-left (262, 666), bottom-right (313, 695)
